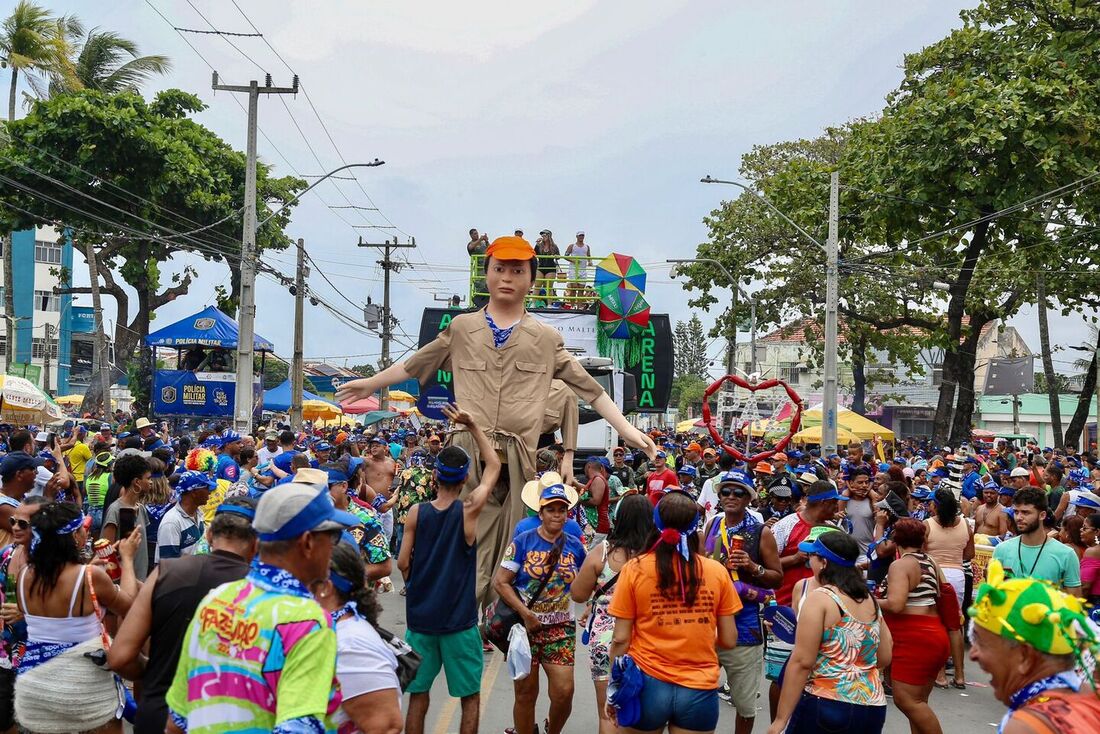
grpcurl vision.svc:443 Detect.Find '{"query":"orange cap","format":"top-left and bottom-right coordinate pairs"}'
top-left (687, 442), bottom-right (702, 453)
top-left (773, 452), bottom-right (788, 462)
top-left (755, 462), bottom-right (774, 474)
top-left (485, 236), bottom-right (535, 261)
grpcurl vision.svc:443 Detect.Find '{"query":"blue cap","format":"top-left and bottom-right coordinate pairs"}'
top-left (0, 452), bottom-right (44, 479)
top-left (998, 485), bottom-right (1016, 496)
top-left (718, 468), bottom-right (754, 490)
top-left (220, 429), bottom-right (241, 446)
top-left (539, 484), bottom-right (571, 507)
top-left (36, 450), bottom-right (56, 463)
top-left (201, 436), bottom-right (220, 448)
top-left (663, 442), bottom-right (675, 449)
top-left (117, 431), bottom-right (132, 440)
top-left (827, 453), bottom-right (840, 460)
top-left (964, 456), bottom-right (981, 465)
top-left (314, 441), bottom-right (332, 452)
top-left (878, 462), bottom-right (890, 472)
top-left (807, 486), bottom-right (850, 503)
top-left (677, 465), bottom-right (698, 478)
top-left (326, 469), bottom-right (349, 485)
top-left (797, 535), bottom-right (856, 567)
top-left (253, 474), bottom-right (361, 542)
top-left (623, 453), bottom-right (634, 462)
top-left (177, 470), bottom-right (217, 493)
top-left (1073, 493), bottom-right (1100, 509)
top-left (369, 437), bottom-right (385, 445)
top-left (1043, 447), bottom-right (1053, 452)
top-left (656, 450), bottom-right (667, 459)
top-left (911, 487), bottom-right (933, 500)
top-left (930, 468), bottom-right (948, 478)
top-left (788, 450), bottom-right (803, 459)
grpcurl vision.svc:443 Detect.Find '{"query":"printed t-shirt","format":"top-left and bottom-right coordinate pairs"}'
top-left (165, 561), bottom-right (340, 734)
top-left (347, 497), bottom-right (391, 565)
top-left (501, 529), bottom-right (586, 628)
top-left (156, 503), bottom-right (204, 562)
top-left (645, 468), bottom-right (680, 506)
top-left (992, 536), bottom-right (1082, 589)
top-left (66, 441), bottom-right (92, 483)
top-left (214, 453), bottom-right (240, 483)
top-left (393, 467), bottom-right (434, 525)
top-left (607, 552), bottom-right (740, 690)
top-left (512, 514), bottom-right (584, 542)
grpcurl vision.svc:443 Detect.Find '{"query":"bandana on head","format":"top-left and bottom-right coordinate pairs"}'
top-left (652, 500), bottom-right (699, 562)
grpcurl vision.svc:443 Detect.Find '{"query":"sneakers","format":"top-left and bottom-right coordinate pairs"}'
top-left (717, 683), bottom-right (733, 705)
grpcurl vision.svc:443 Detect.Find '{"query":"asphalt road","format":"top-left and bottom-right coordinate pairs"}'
top-left (376, 580), bottom-right (1007, 734)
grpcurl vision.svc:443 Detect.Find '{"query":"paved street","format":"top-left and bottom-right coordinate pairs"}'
top-left (376, 579), bottom-right (1005, 733)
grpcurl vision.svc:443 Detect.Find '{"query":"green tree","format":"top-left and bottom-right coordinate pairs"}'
top-left (1033, 371), bottom-right (1073, 396)
top-left (0, 89), bottom-right (304, 410)
top-left (673, 374), bottom-right (709, 417)
top-left (1, 0), bottom-right (76, 370)
top-left (257, 355), bottom-right (289, 390)
top-left (48, 28), bottom-right (169, 95)
top-left (673, 315), bottom-right (709, 378)
top-left (350, 363), bottom-right (378, 378)
top-left (1065, 324), bottom-right (1100, 449)
top-left (690, 1), bottom-right (1100, 446)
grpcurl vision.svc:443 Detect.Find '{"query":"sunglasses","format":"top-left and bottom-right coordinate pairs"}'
top-left (719, 488), bottom-right (750, 498)
top-left (9, 518), bottom-right (29, 530)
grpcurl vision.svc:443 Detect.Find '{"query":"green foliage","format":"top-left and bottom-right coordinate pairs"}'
top-left (1, 1), bottom-right (75, 118)
top-left (350, 363), bottom-right (378, 378)
top-left (1034, 371), bottom-right (1074, 395)
top-left (673, 315), bottom-right (710, 379)
top-left (256, 355), bottom-right (289, 390)
top-left (672, 374), bottom-right (709, 417)
top-left (48, 28), bottom-right (169, 96)
top-left (687, 1), bottom-right (1100, 445)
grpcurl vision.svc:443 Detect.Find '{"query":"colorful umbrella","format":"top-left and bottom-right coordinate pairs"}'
top-left (0, 375), bottom-right (65, 423)
top-left (594, 253), bottom-right (647, 299)
top-left (597, 287), bottom-right (651, 339)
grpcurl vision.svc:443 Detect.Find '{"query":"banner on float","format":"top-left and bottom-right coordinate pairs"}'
top-left (152, 370), bottom-right (261, 418)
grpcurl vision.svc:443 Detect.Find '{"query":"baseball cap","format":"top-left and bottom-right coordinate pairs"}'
top-left (677, 465), bottom-right (698, 479)
top-left (485, 235), bottom-right (535, 261)
top-left (539, 484), bottom-right (575, 508)
top-left (220, 429), bottom-right (241, 446)
top-left (314, 441), bottom-right (332, 452)
top-left (254, 468), bottom-right (361, 541)
top-left (576, 230), bottom-right (585, 236)
top-left (326, 468), bottom-right (350, 485)
top-left (176, 470), bottom-right (217, 494)
top-left (805, 482), bottom-right (849, 503)
top-left (702, 448), bottom-right (717, 458)
top-left (655, 450), bottom-right (667, 459)
top-left (1009, 467), bottom-right (1030, 478)
top-left (718, 469), bottom-right (756, 497)
top-left (0, 452), bottom-right (43, 480)
top-left (264, 430), bottom-right (279, 440)
top-left (772, 452), bottom-right (788, 463)
top-left (911, 487), bottom-right (933, 500)
top-left (687, 442), bottom-right (702, 453)
top-left (755, 462), bottom-right (774, 475)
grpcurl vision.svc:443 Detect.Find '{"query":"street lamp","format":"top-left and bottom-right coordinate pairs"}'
top-left (666, 258), bottom-right (757, 379)
top-left (701, 173), bottom-right (840, 453)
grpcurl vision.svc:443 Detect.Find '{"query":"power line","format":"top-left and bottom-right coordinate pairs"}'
top-left (174, 27), bottom-right (262, 37)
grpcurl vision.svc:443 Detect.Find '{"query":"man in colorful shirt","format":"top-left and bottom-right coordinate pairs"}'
top-left (392, 451), bottom-right (434, 554)
top-left (166, 467), bottom-right (359, 734)
top-left (214, 429), bottom-right (242, 483)
top-left (326, 467), bottom-right (392, 580)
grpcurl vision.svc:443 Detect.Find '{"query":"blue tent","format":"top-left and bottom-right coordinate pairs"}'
top-left (145, 305), bottom-right (274, 351)
top-left (262, 379), bottom-right (336, 412)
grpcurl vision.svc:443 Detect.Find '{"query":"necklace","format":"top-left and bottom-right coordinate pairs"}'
top-left (1018, 535), bottom-right (1050, 578)
top-left (999, 673), bottom-right (1080, 733)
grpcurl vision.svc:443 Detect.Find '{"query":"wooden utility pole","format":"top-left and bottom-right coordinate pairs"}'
top-left (290, 238), bottom-right (307, 431)
top-left (84, 240), bottom-right (113, 414)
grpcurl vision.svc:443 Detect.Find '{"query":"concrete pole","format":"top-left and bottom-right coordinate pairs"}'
top-left (290, 237), bottom-right (306, 431)
top-left (822, 171), bottom-right (840, 454)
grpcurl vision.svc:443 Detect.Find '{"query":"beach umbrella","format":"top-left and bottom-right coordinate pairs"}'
top-left (302, 399), bottom-right (343, 422)
top-left (0, 375), bottom-right (65, 423)
top-left (597, 287), bottom-right (651, 339)
top-left (593, 253), bottom-right (647, 299)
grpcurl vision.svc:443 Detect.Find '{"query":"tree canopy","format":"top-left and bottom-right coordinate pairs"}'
top-left (0, 87), bottom-right (304, 404)
top-left (685, 0), bottom-right (1100, 445)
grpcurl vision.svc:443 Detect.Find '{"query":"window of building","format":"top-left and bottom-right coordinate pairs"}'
top-left (779, 362), bottom-right (803, 384)
top-left (33, 290), bottom-right (59, 312)
top-left (900, 418), bottom-right (935, 439)
top-left (932, 365), bottom-right (944, 386)
top-left (34, 240), bottom-right (62, 265)
top-left (31, 338), bottom-right (59, 360)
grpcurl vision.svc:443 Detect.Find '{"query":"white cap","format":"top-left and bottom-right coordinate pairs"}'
top-left (1009, 467), bottom-right (1030, 478)
top-left (34, 431), bottom-right (49, 443)
top-left (576, 230), bottom-right (585, 236)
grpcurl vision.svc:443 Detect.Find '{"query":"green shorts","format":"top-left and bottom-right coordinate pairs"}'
top-left (405, 626), bottom-right (484, 698)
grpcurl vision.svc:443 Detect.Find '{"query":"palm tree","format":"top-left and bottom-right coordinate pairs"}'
top-left (49, 29), bottom-right (170, 96)
top-left (1063, 324), bottom-right (1100, 450)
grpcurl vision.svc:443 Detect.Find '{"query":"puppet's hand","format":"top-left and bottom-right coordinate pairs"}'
top-left (622, 427), bottom-right (657, 461)
top-left (335, 377), bottom-right (377, 403)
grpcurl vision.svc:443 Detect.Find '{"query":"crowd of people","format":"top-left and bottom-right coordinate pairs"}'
top-left (3, 230), bottom-right (1100, 734)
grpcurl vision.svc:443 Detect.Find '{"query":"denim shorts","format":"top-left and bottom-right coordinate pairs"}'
top-left (786, 692), bottom-right (887, 734)
top-left (634, 671), bottom-right (719, 732)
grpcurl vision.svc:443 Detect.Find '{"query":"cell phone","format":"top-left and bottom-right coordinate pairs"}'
top-left (118, 507), bottom-right (137, 541)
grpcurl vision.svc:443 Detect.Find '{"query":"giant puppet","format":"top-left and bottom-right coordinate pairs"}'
top-left (337, 236), bottom-right (656, 603)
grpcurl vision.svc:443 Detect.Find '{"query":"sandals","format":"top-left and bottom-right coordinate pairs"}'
top-left (951, 680), bottom-right (967, 690)
top-left (934, 679), bottom-right (949, 689)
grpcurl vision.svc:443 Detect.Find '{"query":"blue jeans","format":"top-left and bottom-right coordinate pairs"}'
top-left (84, 502), bottom-right (103, 536)
top-left (787, 692), bottom-right (886, 734)
top-left (633, 671), bottom-right (718, 732)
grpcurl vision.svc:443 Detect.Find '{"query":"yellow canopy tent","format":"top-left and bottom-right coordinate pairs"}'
top-left (791, 425), bottom-right (859, 445)
top-left (800, 408), bottom-right (895, 441)
top-left (675, 418), bottom-right (706, 433)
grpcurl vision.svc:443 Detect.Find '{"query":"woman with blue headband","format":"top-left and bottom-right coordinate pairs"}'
top-left (605, 490), bottom-right (739, 734)
top-left (768, 529), bottom-right (892, 734)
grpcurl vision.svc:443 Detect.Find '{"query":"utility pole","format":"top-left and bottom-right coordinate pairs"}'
top-left (1012, 393), bottom-right (1021, 435)
top-left (290, 238), bottom-right (307, 431)
top-left (822, 171), bottom-right (840, 455)
top-left (357, 236), bottom-right (415, 412)
top-left (212, 72), bottom-right (299, 432)
top-left (42, 322), bottom-right (52, 394)
top-left (84, 240), bottom-right (113, 416)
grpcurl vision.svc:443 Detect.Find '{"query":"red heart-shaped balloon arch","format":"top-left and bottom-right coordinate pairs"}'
top-left (700, 375), bottom-right (805, 463)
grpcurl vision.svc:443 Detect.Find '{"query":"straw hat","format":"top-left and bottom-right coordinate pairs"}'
top-left (521, 471), bottom-right (578, 511)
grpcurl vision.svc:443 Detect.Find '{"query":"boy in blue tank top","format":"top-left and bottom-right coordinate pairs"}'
top-left (398, 403), bottom-right (500, 734)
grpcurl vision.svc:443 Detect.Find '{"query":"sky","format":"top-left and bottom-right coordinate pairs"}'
top-left (16, 0), bottom-right (1095, 376)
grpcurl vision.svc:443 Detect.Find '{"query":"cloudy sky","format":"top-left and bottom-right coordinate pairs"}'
top-left (23, 1), bottom-right (1094, 375)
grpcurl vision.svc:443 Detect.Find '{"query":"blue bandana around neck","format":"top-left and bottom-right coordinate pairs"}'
top-left (999, 672), bottom-right (1080, 733)
top-left (485, 311), bottom-right (518, 348)
top-left (248, 559), bottom-right (312, 600)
